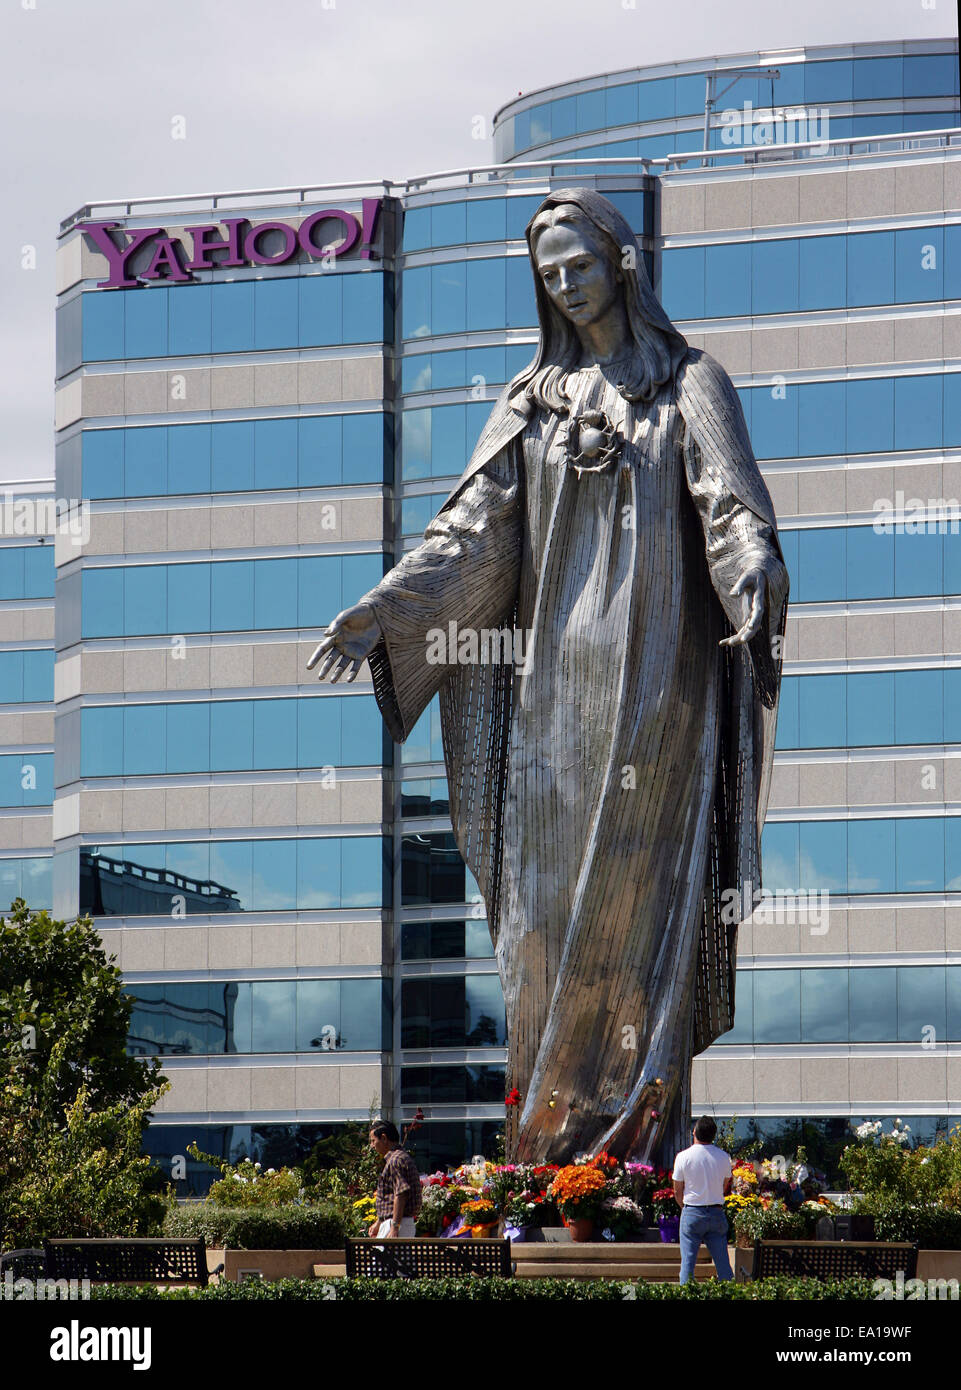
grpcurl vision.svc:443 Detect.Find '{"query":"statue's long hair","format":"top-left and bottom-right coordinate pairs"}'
top-left (508, 188), bottom-right (689, 417)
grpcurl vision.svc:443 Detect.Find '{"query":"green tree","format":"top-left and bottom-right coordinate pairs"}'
top-left (0, 900), bottom-right (170, 1247)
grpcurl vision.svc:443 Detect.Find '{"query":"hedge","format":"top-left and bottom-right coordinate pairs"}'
top-left (89, 1275), bottom-right (880, 1301)
top-left (163, 1203), bottom-right (346, 1250)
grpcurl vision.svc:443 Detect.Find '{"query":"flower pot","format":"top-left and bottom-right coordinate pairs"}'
top-left (567, 1217), bottom-right (595, 1243)
top-left (470, 1223), bottom-right (498, 1239)
top-left (657, 1214), bottom-right (680, 1243)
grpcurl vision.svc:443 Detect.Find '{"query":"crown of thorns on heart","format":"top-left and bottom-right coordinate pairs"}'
top-left (564, 408), bottom-right (622, 474)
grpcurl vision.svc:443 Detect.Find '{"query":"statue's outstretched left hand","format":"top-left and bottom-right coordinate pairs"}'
top-left (721, 567), bottom-right (767, 648)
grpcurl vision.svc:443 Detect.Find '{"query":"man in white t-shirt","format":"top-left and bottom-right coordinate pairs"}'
top-left (672, 1115), bottom-right (734, 1284)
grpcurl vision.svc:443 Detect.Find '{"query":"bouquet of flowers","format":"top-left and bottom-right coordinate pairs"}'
top-left (549, 1163), bottom-right (609, 1221)
top-left (416, 1181), bottom-right (476, 1236)
top-left (460, 1197), bottom-right (499, 1231)
top-left (599, 1195), bottom-right (645, 1241)
top-left (731, 1162), bottom-right (759, 1195)
top-left (502, 1192), bottom-right (550, 1231)
top-left (651, 1184), bottom-right (680, 1217)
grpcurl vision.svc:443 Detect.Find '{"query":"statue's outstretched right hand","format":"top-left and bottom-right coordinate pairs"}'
top-left (306, 602), bottom-right (383, 683)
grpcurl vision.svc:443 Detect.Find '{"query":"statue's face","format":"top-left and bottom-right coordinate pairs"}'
top-left (533, 220), bottom-right (622, 328)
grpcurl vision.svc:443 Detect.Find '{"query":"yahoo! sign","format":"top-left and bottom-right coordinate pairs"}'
top-left (81, 197), bottom-right (383, 290)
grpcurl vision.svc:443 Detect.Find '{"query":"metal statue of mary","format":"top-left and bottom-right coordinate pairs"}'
top-left (308, 189), bottom-right (789, 1167)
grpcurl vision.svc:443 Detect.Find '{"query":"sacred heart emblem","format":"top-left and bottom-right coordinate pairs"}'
top-left (564, 408), bottom-right (622, 476)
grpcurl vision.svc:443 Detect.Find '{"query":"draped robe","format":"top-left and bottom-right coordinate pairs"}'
top-left (361, 347), bottom-right (789, 1165)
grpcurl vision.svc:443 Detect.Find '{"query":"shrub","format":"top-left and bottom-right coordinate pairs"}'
top-left (733, 1199), bottom-right (808, 1245)
top-left (850, 1196), bottom-right (961, 1250)
top-left (163, 1203), bottom-right (346, 1250)
top-left (88, 1275), bottom-right (880, 1302)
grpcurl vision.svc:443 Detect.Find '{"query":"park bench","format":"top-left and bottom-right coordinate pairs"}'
top-left (345, 1236), bottom-right (514, 1279)
top-left (43, 1237), bottom-right (222, 1286)
top-left (751, 1239), bottom-right (918, 1281)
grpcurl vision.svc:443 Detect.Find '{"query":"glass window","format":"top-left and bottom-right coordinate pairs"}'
top-left (846, 524), bottom-right (893, 599)
top-left (431, 404), bottom-right (465, 476)
top-left (575, 88), bottom-right (606, 136)
top-left (210, 559), bottom-right (254, 631)
top-left (704, 242), bottom-right (751, 319)
top-left (799, 820), bottom-right (846, 891)
top-left (167, 423), bottom-right (211, 495)
top-left (465, 974), bottom-right (507, 1045)
top-left (81, 706), bottom-right (123, 776)
top-left (904, 54), bottom-right (960, 97)
top-left (896, 816), bottom-right (943, 893)
top-left (211, 420), bottom-right (254, 493)
top-left (775, 675), bottom-right (799, 749)
top-left (341, 836), bottom-right (385, 908)
top-left (848, 819), bottom-right (896, 894)
top-left (898, 965), bottom-right (945, 1043)
top-left (122, 704), bottom-right (165, 776)
top-left (845, 378), bottom-right (894, 455)
top-left (208, 839), bottom-right (251, 910)
top-left (166, 701), bottom-right (210, 774)
top-left (123, 565), bottom-right (165, 635)
top-left (252, 697), bottom-right (297, 771)
top-left (23, 547), bottom-right (54, 598)
top-left (847, 231), bottom-right (894, 309)
top-left (402, 206), bottom-right (431, 252)
top-left (125, 426), bottom-right (166, 498)
top-left (605, 82), bottom-right (638, 128)
top-left (253, 838), bottom-right (296, 910)
top-left (251, 980), bottom-right (296, 1052)
top-left (210, 700), bottom-right (253, 772)
top-left (853, 55), bottom-right (903, 100)
top-left (894, 669), bottom-right (942, 745)
top-left (81, 290), bottom-right (124, 361)
top-left (895, 530), bottom-right (941, 597)
top-left (81, 567), bottom-right (124, 637)
top-left (342, 272), bottom-right (383, 343)
top-left (751, 384), bottom-right (797, 460)
top-left (297, 694), bottom-right (341, 769)
top-left (299, 273), bottom-right (342, 347)
top-left (299, 415), bottom-right (341, 487)
top-left (254, 277), bottom-right (298, 350)
top-left (168, 562), bottom-right (210, 634)
top-left (124, 287), bottom-right (168, 358)
top-left (83, 430), bottom-right (124, 499)
top-left (211, 281), bottom-right (255, 352)
top-left (296, 979), bottom-right (341, 1051)
top-left (23, 649), bottom-right (54, 703)
top-left (430, 262), bottom-right (466, 336)
top-left (253, 556), bottom-right (297, 631)
top-left (341, 978), bottom-right (383, 1051)
top-left (798, 673), bottom-right (845, 749)
top-left (797, 526), bottom-right (844, 602)
top-left (168, 284), bottom-right (211, 355)
top-left (763, 819), bottom-right (800, 894)
top-left (752, 238), bottom-right (799, 315)
top-left (896, 226), bottom-right (943, 304)
top-left (254, 418), bottom-right (298, 491)
top-left (753, 969), bottom-right (800, 1043)
top-left (847, 670), bottom-right (895, 747)
top-left (799, 235), bottom-right (845, 311)
top-left (402, 266), bottom-right (430, 341)
top-left (297, 836), bottom-right (340, 909)
top-left (801, 967), bottom-right (849, 1042)
top-left (894, 374), bottom-right (943, 452)
top-left (804, 59), bottom-right (853, 103)
top-left (505, 257), bottom-right (536, 328)
top-left (798, 381), bottom-right (844, 457)
top-left (430, 202), bottom-right (467, 248)
top-left (850, 967), bottom-right (897, 1042)
top-left (341, 694), bottom-right (382, 766)
top-left (659, 247), bottom-right (704, 321)
top-left (343, 413), bottom-right (383, 481)
top-left (466, 258), bottom-right (506, 331)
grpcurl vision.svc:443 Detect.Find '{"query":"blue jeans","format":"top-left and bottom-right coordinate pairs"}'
top-left (678, 1204), bottom-right (733, 1284)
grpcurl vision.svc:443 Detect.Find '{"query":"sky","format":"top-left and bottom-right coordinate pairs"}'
top-left (0, 0), bottom-right (955, 483)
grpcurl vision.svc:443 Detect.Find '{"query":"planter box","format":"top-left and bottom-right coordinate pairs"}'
top-left (207, 1248), bottom-right (344, 1283)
